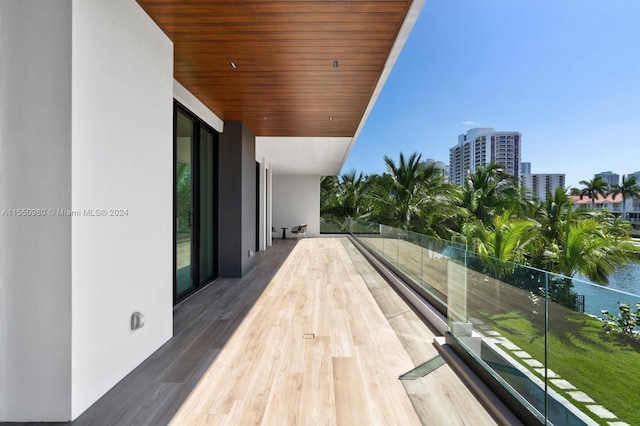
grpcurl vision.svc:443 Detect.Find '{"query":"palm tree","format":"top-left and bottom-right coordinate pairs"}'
top-left (337, 170), bottom-right (369, 218)
top-left (609, 175), bottom-right (640, 220)
top-left (526, 187), bottom-right (572, 268)
top-left (568, 187), bottom-right (581, 196)
top-left (422, 182), bottom-right (466, 239)
top-left (461, 163), bottom-right (520, 226)
top-left (360, 173), bottom-right (395, 225)
top-left (462, 211), bottom-right (538, 277)
top-left (320, 172), bottom-right (371, 231)
top-left (538, 187), bottom-right (574, 242)
top-left (383, 152), bottom-right (428, 230)
top-left (542, 211), bottom-right (640, 306)
top-left (320, 175), bottom-right (339, 213)
top-left (579, 176), bottom-right (608, 210)
top-left (559, 219), bottom-right (635, 279)
top-left (381, 152), bottom-right (465, 237)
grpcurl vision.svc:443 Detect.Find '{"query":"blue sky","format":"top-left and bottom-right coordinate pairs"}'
top-left (342, 0), bottom-right (640, 189)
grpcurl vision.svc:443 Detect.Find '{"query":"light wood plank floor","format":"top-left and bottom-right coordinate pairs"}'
top-left (170, 238), bottom-right (422, 425)
top-left (340, 239), bottom-right (498, 426)
top-left (4, 237), bottom-right (498, 425)
top-left (170, 238), bottom-right (498, 425)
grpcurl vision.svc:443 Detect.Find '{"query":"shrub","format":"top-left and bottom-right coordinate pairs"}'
top-left (601, 302), bottom-right (640, 341)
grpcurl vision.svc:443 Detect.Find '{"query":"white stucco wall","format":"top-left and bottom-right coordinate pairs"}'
top-left (71, 0), bottom-right (173, 418)
top-left (273, 175), bottom-right (320, 238)
top-left (0, 0), bottom-right (174, 421)
top-left (256, 158), bottom-right (269, 250)
top-left (0, 1), bottom-right (73, 420)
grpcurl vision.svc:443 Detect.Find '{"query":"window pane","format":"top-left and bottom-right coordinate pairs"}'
top-left (176, 110), bottom-right (195, 298)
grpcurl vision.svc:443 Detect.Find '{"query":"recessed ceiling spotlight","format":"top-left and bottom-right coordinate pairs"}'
top-left (329, 116), bottom-right (333, 120)
top-left (230, 61), bottom-right (237, 69)
top-left (264, 115), bottom-right (268, 120)
top-left (333, 60), bottom-right (339, 68)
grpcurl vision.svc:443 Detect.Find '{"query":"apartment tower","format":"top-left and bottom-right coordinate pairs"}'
top-left (628, 171), bottom-right (640, 183)
top-left (449, 128), bottom-right (521, 186)
top-left (520, 173), bottom-right (566, 201)
top-left (595, 171), bottom-right (620, 189)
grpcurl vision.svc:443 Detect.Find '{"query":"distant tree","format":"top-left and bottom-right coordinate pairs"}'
top-left (371, 152), bottom-right (463, 238)
top-left (383, 152), bottom-right (428, 230)
top-left (320, 175), bottom-right (339, 213)
top-left (176, 162), bottom-right (192, 233)
top-left (462, 211), bottom-right (538, 277)
top-left (542, 209), bottom-right (640, 308)
top-left (320, 171), bottom-right (371, 230)
top-left (555, 219), bottom-right (636, 280)
top-left (523, 187), bottom-right (639, 308)
top-left (337, 170), bottom-right (370, 218)
top-left (568, 187), bottom-right (581, 196)
top-left (528, 187), bottom-right (574, 268)
top-left (360, 173), bottom-right (395, 225)
top-left (541, 188), bottom-right (576, 241)
top-left (460, 163), bottom-right (520, 226)
top-left (510, 185), bottom-right (540, 221)
top-left (609, 175), bottom-right (640, 220)
top-left (579, 176), bottom-right (608, 210)
top-left (414, 164), bottom-right (465, 238)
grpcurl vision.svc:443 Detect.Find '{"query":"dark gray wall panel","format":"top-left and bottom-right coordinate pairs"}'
top-left (218, 122), bottom-right (256, 277)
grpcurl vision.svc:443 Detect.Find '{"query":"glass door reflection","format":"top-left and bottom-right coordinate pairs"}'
top-left (176, 110), bottom-right (195, 299)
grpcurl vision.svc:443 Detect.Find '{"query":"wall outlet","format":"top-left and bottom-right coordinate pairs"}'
top-left (248, 250), bottom-right (254, 257)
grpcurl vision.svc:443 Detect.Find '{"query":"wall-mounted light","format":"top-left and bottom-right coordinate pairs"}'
top-left (230, 61), bottom-right (237, 69)
top-left (131, 312), bottom-right (145, 330)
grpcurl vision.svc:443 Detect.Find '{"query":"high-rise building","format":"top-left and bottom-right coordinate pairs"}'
top-left (627, 171), bottom-right (640, 183)
top-left (449, 128), bottom-right (521, 186)
top-left (521, 162), bottom-right (531, 175)
top-left (595, 171), bottom-right (619, 188)
top-left (520, 173), bottom-right (566, 201)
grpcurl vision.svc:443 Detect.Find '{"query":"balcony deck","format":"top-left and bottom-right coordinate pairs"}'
top-left (36, 237), bottom-right (499, 425)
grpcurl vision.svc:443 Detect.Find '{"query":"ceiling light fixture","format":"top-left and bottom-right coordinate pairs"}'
top-left (230, 61), bottom-right (237, 69)
top-left (329, 116), bottom-right (333, 120)
top-left (333, 60), bottom-right (339, 68)
top-left (264, 115), bottom-right (268, 120)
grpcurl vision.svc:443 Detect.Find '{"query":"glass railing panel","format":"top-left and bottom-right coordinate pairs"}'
top-left (420, 235), bottom-right (451, 305)
top-left (349, 218), bottom-right (385, 259)
top-left (571, 275), bottom-right (640, 317)
top-left (447, 251), bottom-right (640, 425)
top-left (446, 246), bottom-right (469, 331)
top-left (350, 218), bottom-right (379, 235)
top-left (347, 218), bottom-right (640, 425)
top-left (350, 222), bottom-right (450, 308)
top-left (379, 224), bottom-right (399, 269)
top-left (447, 251), bottom-right (549, 423)
top-left (546, 273), bottom-right (640, 426)
top-left (393, 230), bottom-right (447, 309)
top-left (319, 215), bottom-right (349, 234)
top-left (395, 229), bottom-right (422, 285)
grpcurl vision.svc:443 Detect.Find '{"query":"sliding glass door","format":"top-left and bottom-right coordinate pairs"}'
top-left (175, 104), bottom-right (218, 303)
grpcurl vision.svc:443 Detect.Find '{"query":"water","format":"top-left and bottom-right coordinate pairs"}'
top-left (603, 263), bottom-right (640, 295)
top-left (575, 264), bottom-right (640, 317)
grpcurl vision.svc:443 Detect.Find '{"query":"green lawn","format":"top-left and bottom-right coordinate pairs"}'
top-left (485, 310), bottom-right (640, 425)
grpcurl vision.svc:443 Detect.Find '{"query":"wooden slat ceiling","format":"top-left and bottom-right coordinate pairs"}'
top-left (136, 0), bottom-right (413, 137)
